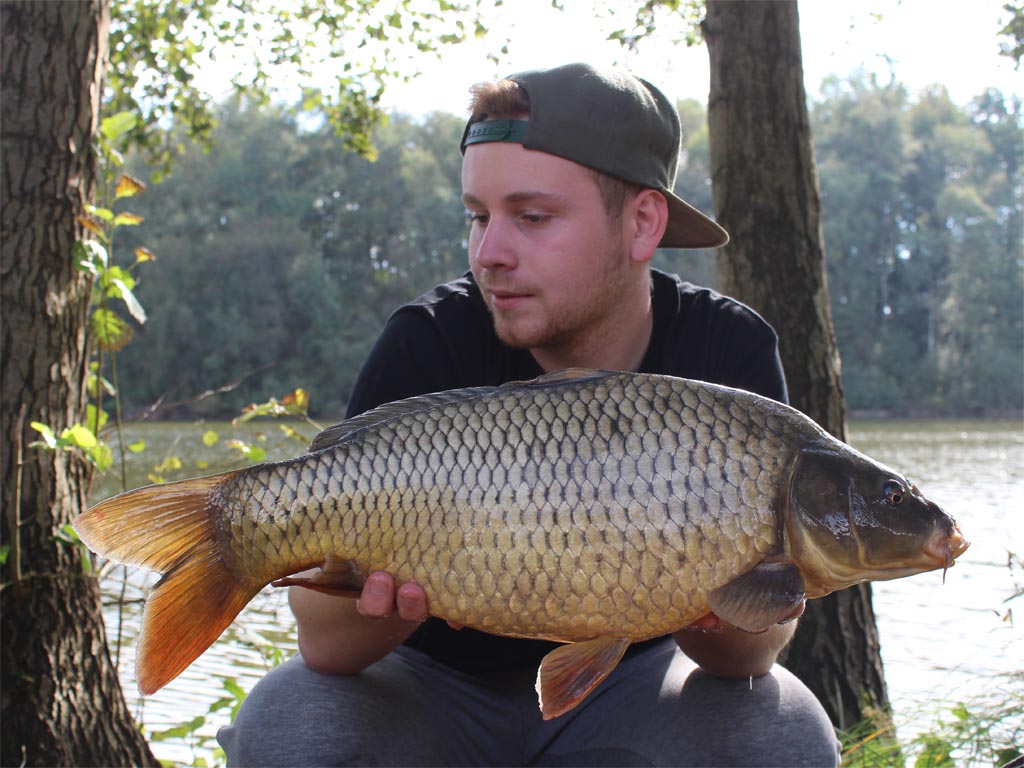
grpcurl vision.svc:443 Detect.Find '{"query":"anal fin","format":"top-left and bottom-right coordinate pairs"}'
top-left (536, 637), bottom-right (631, 720)
top-left (707, 561), bottom-right (806, 633)
top-left (272, 555), bottom-right (365, 598)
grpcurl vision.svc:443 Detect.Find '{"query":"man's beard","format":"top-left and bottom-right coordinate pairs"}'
top-left (484, 243), bottom-right (629, 355)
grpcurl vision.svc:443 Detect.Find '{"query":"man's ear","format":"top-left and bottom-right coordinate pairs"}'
top-left (628, 189), bottom-right (669, 264)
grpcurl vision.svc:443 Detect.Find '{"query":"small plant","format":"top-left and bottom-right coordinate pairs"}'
top-left (30, 110), bottom-right (153, 483)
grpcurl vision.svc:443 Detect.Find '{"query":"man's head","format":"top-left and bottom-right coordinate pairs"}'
top-left (461, 62), bottom-right (727, 249)
top-left (459, 63), bottom-right (724, 372)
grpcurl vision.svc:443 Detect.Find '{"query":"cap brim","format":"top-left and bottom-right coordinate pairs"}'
top-left (659, 191), bottom-right (729, 249)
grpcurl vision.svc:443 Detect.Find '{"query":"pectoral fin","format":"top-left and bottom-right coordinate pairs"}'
top-left (707, 561), bottom-right (806, 633)
top-left (271, 555), bottom-right (365, 598)
top-left (535, 637), bottom-right (631, 720)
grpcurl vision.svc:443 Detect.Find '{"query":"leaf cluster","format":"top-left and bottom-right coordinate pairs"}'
top-left (106, 0), bottom-right (488, 172)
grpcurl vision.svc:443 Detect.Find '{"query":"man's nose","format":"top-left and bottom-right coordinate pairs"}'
top-left (472, 216), bottom-right (517, 270)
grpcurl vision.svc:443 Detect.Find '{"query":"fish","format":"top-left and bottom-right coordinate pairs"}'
top-left (73, 368), bottom-right (969, 718)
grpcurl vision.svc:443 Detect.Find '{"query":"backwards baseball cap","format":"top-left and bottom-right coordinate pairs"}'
top-left (460, 62), bottom-right (728, 249)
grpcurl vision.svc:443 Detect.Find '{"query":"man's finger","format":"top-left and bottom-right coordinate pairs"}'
top-left (395, 581), bottom-right (430, 622)
top-left (357, 571), bottom-right (397, 618)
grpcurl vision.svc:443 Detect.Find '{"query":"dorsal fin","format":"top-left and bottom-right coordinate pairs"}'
top-left (525, 367), bottom-right (614, 386)
top-left (308, 368), bottom-right (616, 454)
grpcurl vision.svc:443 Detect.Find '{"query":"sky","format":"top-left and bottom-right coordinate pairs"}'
top-left (362, 0), bottom-right (1021, 116)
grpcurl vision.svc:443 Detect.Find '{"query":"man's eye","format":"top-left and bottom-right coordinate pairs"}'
top-left (466, 212), bottom-right (488, 226)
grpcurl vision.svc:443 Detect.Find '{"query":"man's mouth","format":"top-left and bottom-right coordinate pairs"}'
top-left (487, 288), bottom-right (532, 310)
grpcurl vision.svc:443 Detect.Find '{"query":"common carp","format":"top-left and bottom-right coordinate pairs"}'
top-left (74, 369), bottom-right (968, 718)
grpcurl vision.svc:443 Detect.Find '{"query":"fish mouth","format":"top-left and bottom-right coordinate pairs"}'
top-left (923, 521), bottom-right (970, 580)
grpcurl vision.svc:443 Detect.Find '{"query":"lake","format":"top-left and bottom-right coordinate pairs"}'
top-left (92, 418), bottom-right (1023, 766)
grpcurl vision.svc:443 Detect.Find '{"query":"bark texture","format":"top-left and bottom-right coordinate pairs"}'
top-left (703, 0), bottom-right (889, 728)
top-left (0, 2), bottom-right (158, 764)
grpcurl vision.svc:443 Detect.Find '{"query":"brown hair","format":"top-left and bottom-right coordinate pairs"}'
top-left (468, 79), bottom-right (643, 227)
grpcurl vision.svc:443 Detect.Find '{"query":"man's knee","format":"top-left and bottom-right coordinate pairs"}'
top-left (677, 666), bottom-right (840, 766)
top-left (218, 656), bottom-right (386, 766)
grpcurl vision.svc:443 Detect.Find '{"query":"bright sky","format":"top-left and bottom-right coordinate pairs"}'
top-left (368, 0), bottom-right (1021, 116)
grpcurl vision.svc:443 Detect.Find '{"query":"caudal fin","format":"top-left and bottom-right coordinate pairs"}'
top-left (74, 473), bottom-right (262, 695)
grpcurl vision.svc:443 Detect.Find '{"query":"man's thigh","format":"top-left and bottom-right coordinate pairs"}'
top-left (218, 648), bottom-right (527, 767)
top-left (527, 639), bottom-right (841, 768)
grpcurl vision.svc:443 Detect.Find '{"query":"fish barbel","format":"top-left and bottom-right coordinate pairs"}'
top-left (74, 369), bottom-right (968, 718)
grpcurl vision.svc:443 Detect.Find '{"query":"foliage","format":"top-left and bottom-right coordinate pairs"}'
top-left (28, 111), bottom-right (154, 476)
top-left (840, 688), bottom-right (1024, 767)
top-left (106, 0), bottom-right (490, 172)
top-left (811, 76), bottom-right (1023, 414)
top-left (997, 1), bottom-right (1024, 65)
top-left (107, 81), bottom-right (1022, 420)
top-left (841, 554), bottom-right (1023, 768)
top-left (112, 101), bottom-right (466, 416)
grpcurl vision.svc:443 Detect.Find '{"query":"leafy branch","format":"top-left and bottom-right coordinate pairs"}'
top-left (30, 111), bottom-right (153, 481)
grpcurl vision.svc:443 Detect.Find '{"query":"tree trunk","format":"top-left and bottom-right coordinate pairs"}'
top-left (0, 2), bottom-right (158, 764)
top-left (702, 0), bottom-right (889, 729)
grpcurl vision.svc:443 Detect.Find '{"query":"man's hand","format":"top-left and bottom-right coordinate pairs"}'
top-left (356, 572), bottom-right (431, 621)
top-left (357, 573), bottom-right (465, 629)
top-left (290, 570), bottom-right (429, 676)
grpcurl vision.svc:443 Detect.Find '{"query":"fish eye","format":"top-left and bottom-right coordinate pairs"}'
top-left (884, 480), bottom-right (907, 506)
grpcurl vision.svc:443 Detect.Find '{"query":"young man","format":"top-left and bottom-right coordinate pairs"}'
top-left (219, 62), bottom-right (840, 766)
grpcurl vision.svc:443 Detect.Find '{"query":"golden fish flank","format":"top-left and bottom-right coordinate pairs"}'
top-left (218, 373), bottom-right (785, 640)
top-left (73, 368), bottom-right (968, 719)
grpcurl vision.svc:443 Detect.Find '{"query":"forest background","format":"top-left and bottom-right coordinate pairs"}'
top-left (111, 75), bottom-right (1023, 422)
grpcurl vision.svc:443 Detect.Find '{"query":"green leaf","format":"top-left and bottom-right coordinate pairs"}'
top-left (87, 371), bottom-right (116, 399)
top-left (134, 246), bottom-right (156, 264)
top-left (85, 404), bottom-right (109, 433)
top-left (115, 174), bottom-right (146, 198)
top-left (101, 111), bottom-right (139, 141)
top-left (91, 308), bottom-right (133, 351)
top-left (0, 545), bottom-right (10, 565)
top-left (57, 523), bottom-right (81, 545)
top-left (128, 440), bottom-right (146, 453)
top-left (104, 265), bottom-right (136, 291)
top-left (112, 212), bottom-right (144, 227)
top-left (153, 456), bottom-right (183, 474)
top-left (222, 677), bottom-right (247, 701)
top-left (110, 277), bottom-right (147, 324)
top-left (73, 239), bottom-right (109, 271)
top-left (85, 204), bottom-right (115, 221)
top-left (62, 424), bottom-right (97, 450)
top-left (202, 430), bottom-right (219, 446)
top-left (208, 696), bottom-right (235, 713)
top-left (30, 421), bottom-right (57, 449)
top-left (224, 439), bottom-right (266, 462)
top-left (148, 715), bottom-right (206, 741)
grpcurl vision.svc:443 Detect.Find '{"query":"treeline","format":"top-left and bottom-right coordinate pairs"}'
top-left (113, 74), bottom-right (1023, 420)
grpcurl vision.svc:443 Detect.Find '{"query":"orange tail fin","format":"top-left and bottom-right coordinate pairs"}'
top-left (74, 473), bottom-right (261, 695)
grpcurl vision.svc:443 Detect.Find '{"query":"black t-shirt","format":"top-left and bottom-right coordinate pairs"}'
top-left (344, 269), bottom-right (787, 675)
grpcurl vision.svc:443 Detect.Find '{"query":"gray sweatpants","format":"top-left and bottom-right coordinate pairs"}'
top-left (218, 638), bottom-right (840, 767)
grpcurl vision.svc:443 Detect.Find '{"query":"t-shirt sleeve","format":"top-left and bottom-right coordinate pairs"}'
top-left (653, 277), bottom-right (789, 405)
top-left (715, 310), bottom-right (788, 404)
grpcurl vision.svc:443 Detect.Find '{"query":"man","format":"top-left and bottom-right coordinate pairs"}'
top-left (219, 62), bottom-right (840, 766)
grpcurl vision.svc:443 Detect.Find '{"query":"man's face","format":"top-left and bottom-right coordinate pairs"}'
top-left (462, 141), bottom-right (633, 357)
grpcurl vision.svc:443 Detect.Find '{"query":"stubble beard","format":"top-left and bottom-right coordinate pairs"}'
top-left (487, 241), bottom-right (630, 357)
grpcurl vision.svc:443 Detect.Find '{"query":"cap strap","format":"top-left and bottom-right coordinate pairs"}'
top-left (462, 119), bottom-right (529, 148)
